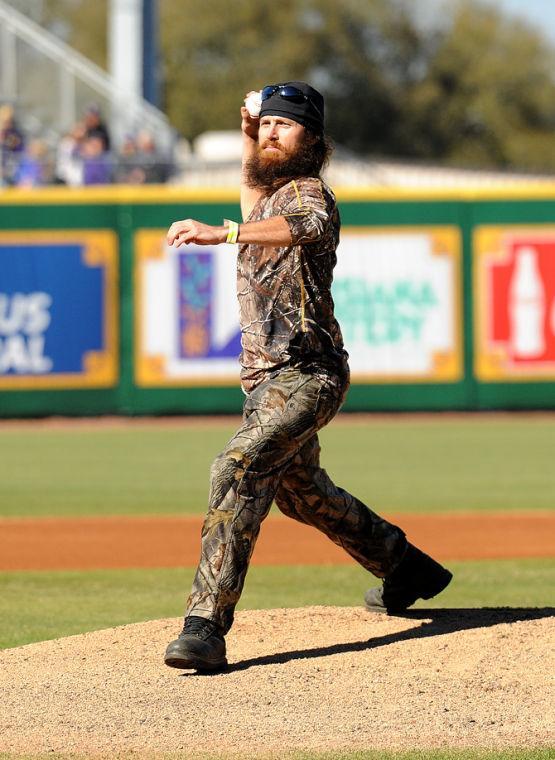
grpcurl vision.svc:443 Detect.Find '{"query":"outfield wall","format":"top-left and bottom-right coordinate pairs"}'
top-left (1, 185), bottom-right (554, 416)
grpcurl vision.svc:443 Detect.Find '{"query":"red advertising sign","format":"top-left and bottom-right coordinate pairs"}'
top-left (475, 227), bottom-right (555, 379)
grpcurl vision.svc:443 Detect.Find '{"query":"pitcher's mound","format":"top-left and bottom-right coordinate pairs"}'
top-left (1, 606), bottom-right (553, 757)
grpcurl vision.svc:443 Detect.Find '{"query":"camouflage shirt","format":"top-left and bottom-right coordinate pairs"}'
top-left (237, 176), bottom-right (348, 392)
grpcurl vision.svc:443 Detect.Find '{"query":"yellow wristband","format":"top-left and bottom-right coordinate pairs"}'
top-left (225, 220), bottom-right (239, 244)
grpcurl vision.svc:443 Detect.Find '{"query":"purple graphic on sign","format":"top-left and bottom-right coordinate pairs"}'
top-left (178, 252), bottom-right (212, 359)
top-left (178, 251), bottom-right (243, 360)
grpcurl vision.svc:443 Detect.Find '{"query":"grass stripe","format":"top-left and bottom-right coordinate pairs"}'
top-left (0, 418), bottom-right (554, 517)
top-left (1, 559), bottom-right (553, 650)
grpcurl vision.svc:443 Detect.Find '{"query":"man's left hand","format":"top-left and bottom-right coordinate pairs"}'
top-left (167, 219), bottom-right (226, 247)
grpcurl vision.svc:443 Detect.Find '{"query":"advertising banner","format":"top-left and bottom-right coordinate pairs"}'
top-left (474, 226), bottom-right (555, 380)
top-left (334, 227), bottom-right (462, 382)
top-left (0, 231), bottom-right (118, 389)
top-left (135, 230), bottom-right (240, 386)
top-left (135, 226), bottom-right (462, 386)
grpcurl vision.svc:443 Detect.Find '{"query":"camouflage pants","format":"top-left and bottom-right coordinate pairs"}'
top-left (185, 366), bottom-right (407, 633)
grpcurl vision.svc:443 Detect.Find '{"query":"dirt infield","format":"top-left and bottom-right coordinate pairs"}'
top-left (2, 410), bottom-right (555, 429)
top-left (1, 511), bottom-right (553, 571)
top-left (1, 606), bottom-right (553, 755)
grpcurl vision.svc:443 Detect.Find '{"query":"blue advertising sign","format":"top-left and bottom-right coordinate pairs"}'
top-left (0, 231), bottom-right (118, 389)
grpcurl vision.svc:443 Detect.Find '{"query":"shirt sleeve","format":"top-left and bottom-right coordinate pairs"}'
top-left (278, 178), bottom-right (330, 245)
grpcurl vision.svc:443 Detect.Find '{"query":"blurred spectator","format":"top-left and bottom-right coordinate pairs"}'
top-left (1, 105), bottom-right (25, 185)
top-left (114, 133), bottom-right (143, 184)
top-left (134, 129), bottom-right (172, 183)
top-left (114, 129), bottom-right (173, 184)
top-left (83, 104), bottom-right (111, 152)
top-left (0, 104), bottom-right (175, 189)
top-left (81, 135), bottom-right (113, 185)
top-left (55, 122), bottom-right (86, 186)
top-left (14, 139), bottom-right (53, 187)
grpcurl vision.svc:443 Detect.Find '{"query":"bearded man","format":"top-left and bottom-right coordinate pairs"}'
top-left (164, 82), bottom-right (452, 672)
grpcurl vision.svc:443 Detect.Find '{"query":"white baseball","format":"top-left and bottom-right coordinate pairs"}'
top-left (244, 91), bottom-right (262, 118)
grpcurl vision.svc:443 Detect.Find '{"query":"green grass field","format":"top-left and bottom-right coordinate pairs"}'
top-left (0, 416), bottom-right (554, 651)
top-left (1, 559), bottom-right (553, 649)
top-left (0, 417), bottom-right (553, 658)
top-left (1, 415), bottom-right (554, 517)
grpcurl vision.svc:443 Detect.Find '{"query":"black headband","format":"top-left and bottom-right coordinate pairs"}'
top-left (259, 81), bottom-right (325, 134)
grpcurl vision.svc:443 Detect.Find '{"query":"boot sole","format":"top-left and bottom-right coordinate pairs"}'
top-left (164, 653), bottom-right (228, 671)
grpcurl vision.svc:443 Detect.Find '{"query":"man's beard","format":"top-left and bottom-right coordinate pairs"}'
top-left (244, 135), bottom-right (326, 195)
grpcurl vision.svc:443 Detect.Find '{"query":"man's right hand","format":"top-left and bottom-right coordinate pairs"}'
top-left (241, 103), bottom-right (259, 142)
top-left (241, 96), bottom-right (262, 222)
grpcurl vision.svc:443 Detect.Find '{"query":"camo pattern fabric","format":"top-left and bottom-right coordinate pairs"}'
top-left (185, 366), bottom-right (407, 634)
top-left (237, 176), bottom-right (348, 393)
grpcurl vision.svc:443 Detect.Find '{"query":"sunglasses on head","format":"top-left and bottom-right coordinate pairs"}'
top-left (262, 84), bottom-right (307, 103)
top-left (261, 84), bottom-right (322, 117)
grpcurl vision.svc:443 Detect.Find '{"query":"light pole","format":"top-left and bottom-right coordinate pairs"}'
top-left (108, 0), bottom-right (159, 139)
top-left (142, 0), bottom-right (159, 107)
